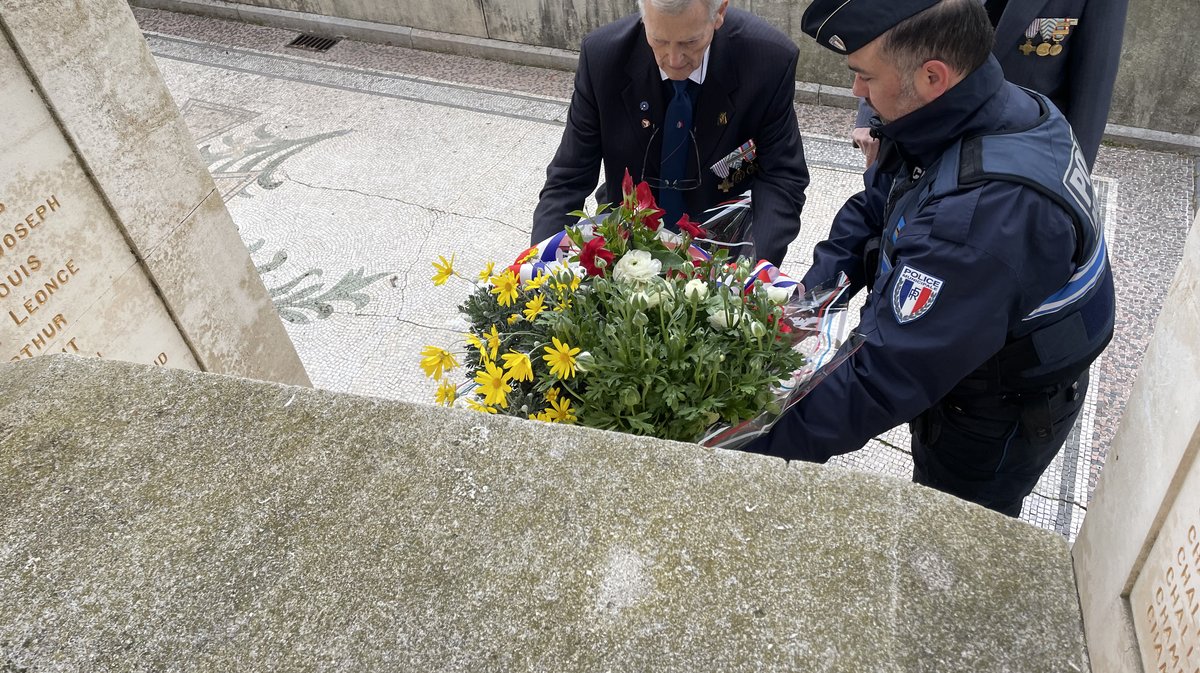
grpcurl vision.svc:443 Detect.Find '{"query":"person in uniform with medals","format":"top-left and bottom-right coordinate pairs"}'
top-left (851, 0), bottom-right (1128, 169)
top-left (531, 0), bottom-right (810, 267)
top-left (738, 0), bottom-right (1116, 518)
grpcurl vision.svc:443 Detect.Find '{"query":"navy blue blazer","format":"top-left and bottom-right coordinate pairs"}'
top-left (857, 0), bottom-right (1127, 168)
top-left (532, 9), bottom-right (810, 266)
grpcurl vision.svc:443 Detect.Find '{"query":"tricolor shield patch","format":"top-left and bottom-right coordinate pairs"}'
top-left (892, 265), bottom-right (944, 324)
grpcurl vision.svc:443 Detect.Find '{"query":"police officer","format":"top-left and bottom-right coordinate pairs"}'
top-left (852, 0), bottom-right (1128, 169)
top-left (741, 0), bottom-right (1115, 517)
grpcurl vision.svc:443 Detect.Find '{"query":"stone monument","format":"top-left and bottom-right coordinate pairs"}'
top-left (0, 0), bottom-right (307, 384)
top-left (1074, 208), bottom-right (1200, 673)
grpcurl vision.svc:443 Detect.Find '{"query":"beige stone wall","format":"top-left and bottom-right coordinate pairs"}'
top-left (148, 0), bottom-right (1198, 137)
top-left (0, 0), bottom-right (309, 384)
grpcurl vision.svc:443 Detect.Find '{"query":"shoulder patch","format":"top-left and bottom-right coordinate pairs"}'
top-left (892, 265), bottom-right (944, 324)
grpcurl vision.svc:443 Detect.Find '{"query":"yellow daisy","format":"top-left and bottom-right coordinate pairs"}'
top-left (465, 398), bottom-right (498, 414)
top-left (465, 333), bottom-right (490, 365)
top-left (500, 351), bottom-right (534, 382)
top-left (545, 387), bottom-right (560, 403)
top-left (547, 395), bottom-right (578, 422)
top-left (507, 314), bottom-right (522, 325)
top-left (435, 380), bottom-right (457, 406)
top-left (524, 274), bottom-right (549, 291)
top-left (419, 345), bottom-right (458, 380)
top-left (542, 337), bottom-right (581, 380)
top-left (523, 294), bottom-right (546, 322)
top-left (490, 270), bottom-right (520, 306)
top-left (518, 248), bottom-right (540, 264)
top-left (542, 396), bottom-right (577, 424)
top-left (477, 261), bottom-right (495, 283)
top-left (473, 360), bottom-right (511, 408)
top-left (484, 324), bottom-right (501, 361)
top-left (431, 255), bottom-right (456, 286)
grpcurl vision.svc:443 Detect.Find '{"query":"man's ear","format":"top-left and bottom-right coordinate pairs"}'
top-left (713, 0), bottom-right (730, 29)
top-left (914, 59), bottom-right (956, 102)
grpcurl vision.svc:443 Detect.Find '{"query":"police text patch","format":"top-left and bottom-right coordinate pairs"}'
top-left (892, 266), bottom-right (944, 324)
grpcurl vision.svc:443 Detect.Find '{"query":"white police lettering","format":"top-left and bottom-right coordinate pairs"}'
top-left (1062, 136), bottom-right (1099, 233)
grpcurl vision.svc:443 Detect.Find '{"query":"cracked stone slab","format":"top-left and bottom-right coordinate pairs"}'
top-left (0, 355), bottom-right (1088, 672)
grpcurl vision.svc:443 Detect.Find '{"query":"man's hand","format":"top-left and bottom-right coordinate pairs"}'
top-left (851, 127), bottom-right (880, 169)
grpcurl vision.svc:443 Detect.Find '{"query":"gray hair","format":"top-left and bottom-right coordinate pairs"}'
top-left (637, 0), bottom-right (724, 19)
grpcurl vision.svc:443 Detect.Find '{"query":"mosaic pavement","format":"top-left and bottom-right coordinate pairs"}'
top-left (136, 8), bottom-right (1197, 540)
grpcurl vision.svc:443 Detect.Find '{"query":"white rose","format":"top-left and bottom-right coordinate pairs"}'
top-left (684, 278), bottom-right (709, 301)
top-left (764, 284), bottom-right (795, 305)
top-left (612, 249), bottom-right (662, 284)
top-left (707, 307), bottom-right (744, 331)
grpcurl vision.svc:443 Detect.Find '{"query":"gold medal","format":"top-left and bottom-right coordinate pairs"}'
top-left (1036, 42), bottom-right (1052, 56)
top-left (1049, 43), bottom-right (1063, 56)
top-left (718, 179), bottom-right (733, 193)
top-left (1019, 40), bottom-right (1036, 56)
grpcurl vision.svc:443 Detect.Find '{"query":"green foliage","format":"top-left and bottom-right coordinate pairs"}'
top-left (451, 175), bottom-right (805, 442)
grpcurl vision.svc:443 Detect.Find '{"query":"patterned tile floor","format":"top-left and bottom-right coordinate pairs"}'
top-left (134, 8), bottom-right (1197, 541)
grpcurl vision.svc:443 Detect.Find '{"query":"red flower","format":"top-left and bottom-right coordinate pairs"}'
top-left (579, 236), bottom-right (614, 277)
top-left (635, 181), bottom-right (664, 231)
top-left (676, 213), bottom-right (708, 239)
top-left (636, 181), bottom-right (657, 211)
top-left (644, 209), bottom-right (663, 232)
top-left (768, 314), bottom-right (796, 339)
top-left (622, 168), bottom-right (634, 199)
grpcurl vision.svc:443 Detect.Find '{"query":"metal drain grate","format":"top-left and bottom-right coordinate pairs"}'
top-left (286, 34), bottom-right (341, 52)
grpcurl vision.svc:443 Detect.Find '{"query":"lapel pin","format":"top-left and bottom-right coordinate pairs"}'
top-left (641, 119), bottom-right (651, 128)
top-left (718, 112), bottom-right (728, 126)
top-left (639, 101), bottom-right (649, 111)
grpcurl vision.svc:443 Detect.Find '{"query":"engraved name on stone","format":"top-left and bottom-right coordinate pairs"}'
top-left (0, 194), bottom-right (178, 366)
top-left (0, 194), bottom-right (75, 359)
top-left (1131, 464), bottom-right (1200, 673)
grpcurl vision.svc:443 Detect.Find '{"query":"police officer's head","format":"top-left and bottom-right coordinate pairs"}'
top-left (638, 0), bottom-right (730, 81)
top-left (802, 0), bottom-right (993, 123)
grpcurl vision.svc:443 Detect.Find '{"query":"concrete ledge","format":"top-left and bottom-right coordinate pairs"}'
top-left (1103, 123), bottom-right (1200, 156)
top-left (409, 28), bottom-right (578, 72)
top-left (794, 81), bottom-right (819, 106)
top-left (816, 84), bottom-right (859, 110)
top-left (130, 0), bottom-right (578, 71)
top-left (0, 354), bottom-right (1088, 671)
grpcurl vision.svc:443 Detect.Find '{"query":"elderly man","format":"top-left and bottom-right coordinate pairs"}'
top-left (742, 0), bottom-right (1115, 517)
top-left (531, 0), bottom-right (810, 266)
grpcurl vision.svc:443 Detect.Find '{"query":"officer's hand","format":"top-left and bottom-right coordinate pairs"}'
top-left (851, 127), bottom-right (880, 169)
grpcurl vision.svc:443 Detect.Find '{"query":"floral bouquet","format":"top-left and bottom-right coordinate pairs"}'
top-left (420, 171), bottom-right (859, 448)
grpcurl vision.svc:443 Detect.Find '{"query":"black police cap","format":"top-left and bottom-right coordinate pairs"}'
top-left (801, 0), bottom-right (942, 54)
